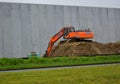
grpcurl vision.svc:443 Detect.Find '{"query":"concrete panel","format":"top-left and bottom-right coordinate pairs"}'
top-left (0, 3), bottom-right (3, 57)
top-left (78, 7), bottom-right (87, 29)
top-left (115, 9), bottom-right (120, 41)
top-left (55, 6), bottom-right (64, 29)
top-left (38, 5), bottom-right (48, 54)
top-left (11, 4), bottom-right (22, 58)
top-left (21, 4), bottom-right (32, 57)
top-left (92, 8), bottom-right (103, 42)
top-left (30, 4), bottom-right (41, 53)
top-left (46, 5), bottom-right (56, 36)
top-left (64, 6), bottom-right (72, 26)
top-left (100, 8), bottom-right (110, 43)
top-left (86, 8), bottom-right (94, 30)
top-left (107, 8), bottom-right (116, 42)
top-left (71, 7), bottom-right (79, 29)
top-left (2, 3), bottom-right (13, 57)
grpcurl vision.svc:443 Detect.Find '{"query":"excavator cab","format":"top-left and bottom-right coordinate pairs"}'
top-left (63, 27), bottom-right (75, 38)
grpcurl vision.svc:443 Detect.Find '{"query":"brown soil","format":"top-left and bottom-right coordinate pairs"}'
top-left (49, 40), bottom-right (120, 57)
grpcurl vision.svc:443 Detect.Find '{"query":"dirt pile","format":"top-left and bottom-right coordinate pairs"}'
top-left (50, 40), bottom-right (120, 57)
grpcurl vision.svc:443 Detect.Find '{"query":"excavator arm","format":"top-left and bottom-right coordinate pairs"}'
top-left (45, 28), bottom-right (65, 56)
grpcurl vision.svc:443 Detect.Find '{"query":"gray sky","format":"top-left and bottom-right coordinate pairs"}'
top-left (0, 0), bottom-right (120, 8)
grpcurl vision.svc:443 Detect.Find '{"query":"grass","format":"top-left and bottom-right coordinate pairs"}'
top-left (0, 55), bottom-right (120, 70)
top-left (0, 64), bottom-right (120, 84)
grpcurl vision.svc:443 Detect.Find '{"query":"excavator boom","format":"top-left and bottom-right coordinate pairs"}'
top-left (45, 28), bottom-right (65, 56)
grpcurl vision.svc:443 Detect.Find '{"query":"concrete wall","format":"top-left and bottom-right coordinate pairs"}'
top-left (0, 2), bottom-right (120, 58)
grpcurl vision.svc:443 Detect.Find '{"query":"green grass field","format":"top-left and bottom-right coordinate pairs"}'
top-left (0, 55), bottom-right (120, 70)
top-left (0, 64), bottom-right (120, 84)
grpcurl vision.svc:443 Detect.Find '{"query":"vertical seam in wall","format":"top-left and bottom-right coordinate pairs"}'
top-left (20, 4), bottom-right (24, 56)
top-left (29, 5), bottom-right (33, 52)
top-left (19, 4), bottom-right (22, 57)
top-left (62, 6), bottom-right (64, 27)
top-left (11, 4), bottom-right (14, 57)
top-left (114, 9), bottom-right (117, 41)
top-left (106, 8), bottom-right (111, 42)
top-left (38, 5), bottom-right (41, 54)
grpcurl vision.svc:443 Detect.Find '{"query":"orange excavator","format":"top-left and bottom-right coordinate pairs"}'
top-left (45, 26), bottom-right (94, 57)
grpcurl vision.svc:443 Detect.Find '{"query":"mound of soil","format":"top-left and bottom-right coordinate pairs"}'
top-left (49, 40), bottom-right (120, 57)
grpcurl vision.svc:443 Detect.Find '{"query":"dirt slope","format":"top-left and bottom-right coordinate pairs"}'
top-left (50, 40), bottom-right (120, 57)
